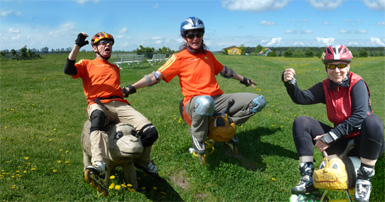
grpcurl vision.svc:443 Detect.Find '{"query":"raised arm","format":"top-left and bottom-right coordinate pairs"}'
top-left (64, 33), bottom-right (89, 75)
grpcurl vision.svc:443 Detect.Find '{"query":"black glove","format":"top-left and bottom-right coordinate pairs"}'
top-left (75, 33), bottom-right (89, 47)
top-left (122, 85), bottom-right (136, 97)
top-left (240, 77), bottom-right (253, 87)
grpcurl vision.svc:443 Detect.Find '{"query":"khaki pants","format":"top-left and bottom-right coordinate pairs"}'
top-left (87, 101), bottom-right (152, 165)
top-left (185, 93), bottom-right (260, 142)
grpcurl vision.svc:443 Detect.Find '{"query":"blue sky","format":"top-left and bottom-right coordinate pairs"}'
top-left (1, 0), bottom-right (384, 51)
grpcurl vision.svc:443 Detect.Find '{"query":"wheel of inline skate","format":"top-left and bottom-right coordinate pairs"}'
top-left (102, 188), bottom-right (108, 197)
top-left (97, 184), bottom-right (102, 193)
top-left (84, 169), bottom-right (91, 183)
top-left (91, 180), bottom-right (97, 188)
top-left (199, 154), bottom-right (206, 166)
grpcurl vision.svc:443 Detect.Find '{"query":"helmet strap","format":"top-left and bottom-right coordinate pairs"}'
top-left (94, 44), bottom-right (111, 60)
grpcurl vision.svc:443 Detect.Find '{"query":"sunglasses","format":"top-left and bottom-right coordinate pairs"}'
top-left (99, 40), bottom-right (114, 45)
top-left (186, 33), bottom-right (203, 39)
top-left (327, 63), bottom-right (348, 69)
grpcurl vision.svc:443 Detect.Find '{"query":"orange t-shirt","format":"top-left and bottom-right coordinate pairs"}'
top-left (72, 58), bottom-right (128, 106)
top-left (158, 49), bottom-right (224, 106)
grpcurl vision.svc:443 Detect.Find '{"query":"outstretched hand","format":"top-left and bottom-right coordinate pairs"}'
top-left (240, 77), bottom-right (256, 88)
top-left (75, 33), bottom-right (89, 47)
top-left (314, 135), bottom-right (330, 152)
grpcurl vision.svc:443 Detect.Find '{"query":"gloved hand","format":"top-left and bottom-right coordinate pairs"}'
top-left (75, 33), bottom-right (89, 47)
top-left (122, 85), bottom-right (136, 97)
top-left (240, 77), bottom-right (254, 87)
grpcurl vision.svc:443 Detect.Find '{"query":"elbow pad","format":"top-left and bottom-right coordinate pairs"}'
top-left (64, 58), bottom-right (77, 75)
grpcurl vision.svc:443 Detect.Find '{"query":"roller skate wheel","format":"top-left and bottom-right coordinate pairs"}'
top-left (84, 169), bottom-right (91, 184)
top-left (199, 154), bottom-right (206, 166)
top-left (91, 180), bottom-right (97, 188)
top-left (102, 188), bottom-right (108, 197)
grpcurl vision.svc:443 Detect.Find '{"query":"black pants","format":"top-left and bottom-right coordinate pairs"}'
top-left (292, 115), bottom-right (384, 160)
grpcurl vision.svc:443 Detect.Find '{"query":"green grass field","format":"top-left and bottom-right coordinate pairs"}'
top-left (1, 54), bottom-right (384, 201)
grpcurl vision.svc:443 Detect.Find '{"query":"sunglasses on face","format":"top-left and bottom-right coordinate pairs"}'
top-left (186, 33), bottom-right (203, 39)
top-left (99, 40), bottom-right (114, 45)
top-left (327, 63), bottom-right (348, 69)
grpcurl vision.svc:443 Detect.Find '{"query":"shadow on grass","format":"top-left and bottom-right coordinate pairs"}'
top-left (136, 171), bottom-right (184, 201)
top-left (205, 126), bottom-right (298, 171)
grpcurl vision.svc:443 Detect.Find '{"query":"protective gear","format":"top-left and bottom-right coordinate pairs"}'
top-left (248, 95), bottom-right (266, 113)
top-left (138, 124), bottom-right (158, 147)
top-left (208, 113), bottom-right (236, 142)
top-left (220, 66), bottom-right (234, 79)
top-left (91, 32), bottom-right (114, 45)
top-left (321, 45), bottom-right (353, 64)
top-left (122, 85), bottom-right (136, 97)
top-left (90, 110), bottom-right (106, 133)
top-left (194, 96), bottom-right (215, 116)
top-left (75, 33), bottom-right (89, 47)
top-left (180, 17), bottom-right (205, 37)
top-left (240, 77), bottom-right (253, 87)
top-left (64, 58), bottom-right (77, 75)
top-left (291, 162), bottom-right (315, 195)
top-left (354, 166), bottom-right (375, 202)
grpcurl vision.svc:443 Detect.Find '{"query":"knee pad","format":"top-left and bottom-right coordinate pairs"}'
top-left (248, 95), bottom-right (266, 113)
top-left (90, 110), bottom-right (106, 133)
top-left (139, 124), bottom-right (158, 147)
top-left (194, 95), bottom-right (215, 116)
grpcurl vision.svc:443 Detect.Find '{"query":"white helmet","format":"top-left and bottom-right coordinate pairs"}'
top-left (180, 17), bottom-right (205, 37)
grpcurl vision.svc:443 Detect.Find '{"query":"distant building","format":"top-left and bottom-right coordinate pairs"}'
top-left (224, 46), bottom-right (241, 55)
top-left (258, 48), bottom-right (272, 56)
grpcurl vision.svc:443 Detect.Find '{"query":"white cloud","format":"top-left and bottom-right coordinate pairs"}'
top-left (153, 3), bottom-right (160, 8)
top-left (361, 0), bottom-right (385, 11)
top-left (306, 0), bottom-right (345, 10)
top-left (316, 37), bottom-right (335, 46)
top-left (378, 21), bottom-right (385, 25)
top-left (323, 22), bottom-right (328, 25)
top-left (293, 41), bottom-right (305, 46)
top-left (347, 41), bottom-right (360, 46)
top-left (285, 29), bottom-right (313, 34)
top-left (339, 29), bottom-right (368, 34)
top-left (222, 0), bottom-right (291, 12)
top-left (370, 37), bottom-right (385, 46)
top-left (260, 20), bottom-right (275, 25)
top-left (75, 0), bottom-right (99, 4)
top-left (8, 28), bottom-right (20, 33)
top-left (11, 34), bottom-right (20, 41)
top-left (48, 23), bottom-right (76, 37)
top-left (262, 37), bottom-right (282, 46)
top-left (1, 10), bottom-right (22, 17)
top-left (118, 27), bottom-right (128, 34)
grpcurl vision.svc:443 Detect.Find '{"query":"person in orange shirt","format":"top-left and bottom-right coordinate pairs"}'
top-left (123, 17), bottom-right (266, 157)
top-left (64, 32), bottom-right (160, 192)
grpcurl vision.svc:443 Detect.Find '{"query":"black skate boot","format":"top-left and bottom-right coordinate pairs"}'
top-left (354, 166), bottom-right (374, 202)
top-left (84, 161), bottom-right (108, 196)
top-left (291, 162), bottom-right (316, 195)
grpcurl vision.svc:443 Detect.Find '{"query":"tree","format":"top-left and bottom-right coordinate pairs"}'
top-left (284, 48), bottom-right (293, 57)
top-left (254, 45), bottom-right (263, 55)
top-left (136, 45), bottom-right (155, 58)
top-left (11, 49), bottom-right (17, 57)
top-left (305, 48), bottom-right (314, 57)
top-left (293, 49), bottom-right (305, 58)
top-left (267, 51), bottom-right (276, 57)
top-left (359, 48), bottom-right (368, 57)
top-left (20, 46), bottom-right (28, 59)
top-left (41, 47), bottom-right (49, 53)
top-left (239, 44), bottom-right (246, 55)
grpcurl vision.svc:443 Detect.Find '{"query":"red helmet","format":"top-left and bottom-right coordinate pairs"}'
top-left (321, 45), bottom-right (353, 64)
top-left (91, 32), bottom-right (114, 45)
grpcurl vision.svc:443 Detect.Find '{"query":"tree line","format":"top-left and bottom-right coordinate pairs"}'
top-left (1, 45), bottom-right (384, 61)
top-left (231, 45), bottom-right (385, 57)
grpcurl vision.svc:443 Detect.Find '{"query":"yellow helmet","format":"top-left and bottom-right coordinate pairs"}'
top-left (91, 31), bottom-right (114, 45)
top-left (208, 114), bottom-right (236, 142)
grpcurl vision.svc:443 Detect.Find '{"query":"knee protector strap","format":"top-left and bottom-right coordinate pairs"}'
top-left (90, 110), bottom-right (106, 133)
top-left (248, 95), bottom-right (266, 113)
top-left (139, 124), bottom-right (158, 147)
top-left (194, 95), bottom-right (215, 116)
